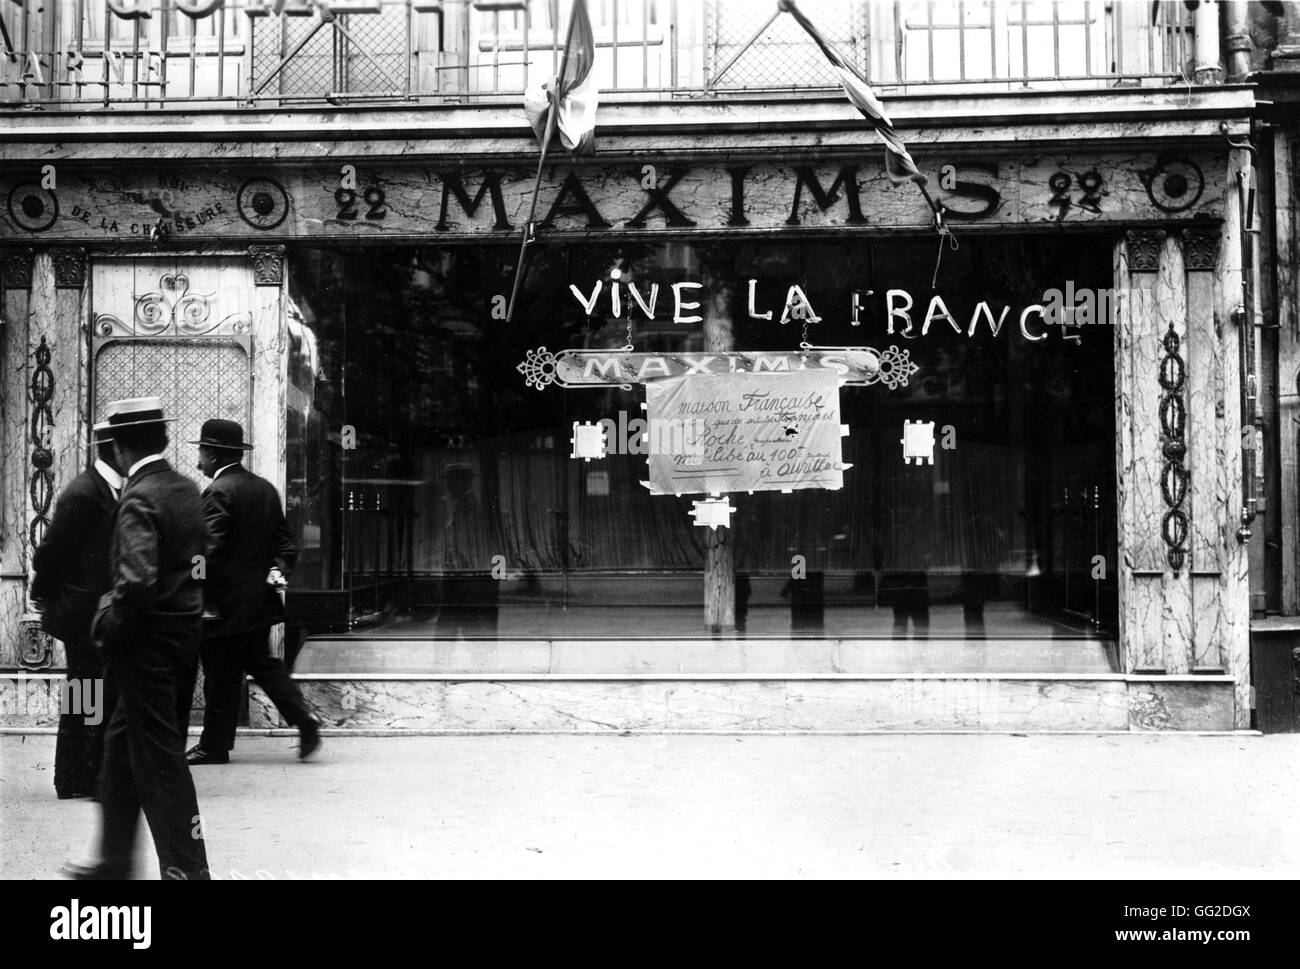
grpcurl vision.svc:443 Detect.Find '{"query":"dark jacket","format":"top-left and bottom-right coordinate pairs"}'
top-left (202, 464), bottom-right (298, 637)
top-left (92, 458), bottom-right (206, 652)
top-left (31, 466), bottom-right (118, 644)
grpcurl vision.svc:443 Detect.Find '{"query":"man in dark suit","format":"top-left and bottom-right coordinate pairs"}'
top-left (65, 397), bottom-right (210, 880)
top-left (31, 421), bottom-right (122, 799)
top-left (181, 418), bottom-right (320, 765)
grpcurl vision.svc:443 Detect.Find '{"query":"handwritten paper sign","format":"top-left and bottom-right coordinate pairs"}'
top-left (643, 370), bottom-right (845, 496)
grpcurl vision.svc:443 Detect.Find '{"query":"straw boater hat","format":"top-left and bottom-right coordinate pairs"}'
top-left (91, 419), bottom-right (114, 443)
top-left (189, 418), bottom-right (253, 451)
top-left (102, 396), bottom-right (173, 430)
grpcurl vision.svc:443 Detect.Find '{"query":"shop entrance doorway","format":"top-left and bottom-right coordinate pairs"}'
top-left (90, 255), bottom-right (259, 717)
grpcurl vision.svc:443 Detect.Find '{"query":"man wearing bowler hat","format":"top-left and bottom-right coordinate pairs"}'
top-left (180, 417), bottom-right (320, 765)
top-left (66, 396), bottom-right (210, 880)
top-left (32, 420), bottom-right (122, 799)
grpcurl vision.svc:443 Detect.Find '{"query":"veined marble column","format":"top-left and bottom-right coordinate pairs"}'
top-left (249, 245), bottom-right (288, 659)
top-left (1277, 137), bottom-right (1300, 613)
top-left (2, 250), bottom-right (90, 671)
top-left (1116, 218), bottom-right (1250, 725)
top-left (1217, 152), bottom-right (1254, 728)
top-left (1181, 225), bottom-right (1235, 674)
top-left (1117, 229), bottom-right (1183, 675)
top-left (27, 250), bottom-right (90, 670)
top-left (0, 251), bottom-right (34, 669)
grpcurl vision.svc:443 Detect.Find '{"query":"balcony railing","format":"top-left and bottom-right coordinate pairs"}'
top-left (0, 0), bottom-right (1200, 109)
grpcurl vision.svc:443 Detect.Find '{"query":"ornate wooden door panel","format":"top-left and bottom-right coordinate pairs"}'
top-left (91, 257), bottom-right (254, 487)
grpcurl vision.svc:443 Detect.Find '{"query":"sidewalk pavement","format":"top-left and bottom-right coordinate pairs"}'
top-left (2, 732), bottom-right (1297, 879)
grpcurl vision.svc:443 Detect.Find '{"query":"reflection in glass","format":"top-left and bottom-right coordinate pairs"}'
top-left (283, 237), bottom-right (1118, 671)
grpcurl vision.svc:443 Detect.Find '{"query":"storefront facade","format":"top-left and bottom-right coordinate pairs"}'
top-left (0, 1), bottom-right (1274, 731)
top-left (1251, 3), bottom-right (1300, 732)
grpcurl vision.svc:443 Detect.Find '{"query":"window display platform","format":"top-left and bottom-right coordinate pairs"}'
top-left (293, 633), bottom-right (1118, 676)
top-left (292, 598), bottom-right (1105, 646)
top-left (270, 614), bottom-right (1238, 732)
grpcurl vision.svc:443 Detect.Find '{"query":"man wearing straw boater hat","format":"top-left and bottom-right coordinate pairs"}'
top-left (65, 396), bottom-right (210, 880)
top-left (179, 417), bottom-right (320, 765)
top-left (31, 420), bottom-right (123, 800)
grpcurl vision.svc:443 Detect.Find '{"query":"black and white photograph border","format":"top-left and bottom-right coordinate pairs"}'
top-left (0, 0), bottom-right (1296, 924)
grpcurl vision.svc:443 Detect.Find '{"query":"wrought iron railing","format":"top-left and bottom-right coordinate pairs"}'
top-left (0, 0), bottom-right (1201, 109)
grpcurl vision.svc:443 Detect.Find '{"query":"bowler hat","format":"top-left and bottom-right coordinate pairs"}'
top-left (190, 418), bottom-right (253, 450)
top-left (103, 396), bottom-right (173, 430)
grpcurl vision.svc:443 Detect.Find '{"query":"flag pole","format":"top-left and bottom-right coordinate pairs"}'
top-left (0, 13), bottom-right (15, 63)
top-left (505, 98), bottom-right (559, 324)
top-left (778, 0), bottom-right (953, 285)
top-left (506, 1), bottom-right (587, 324)
top-left (778, 0), bottom-right (942, 226)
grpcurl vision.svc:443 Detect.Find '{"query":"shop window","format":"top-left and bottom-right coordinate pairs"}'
top-left (284, 237), bottom-right (1118, 661)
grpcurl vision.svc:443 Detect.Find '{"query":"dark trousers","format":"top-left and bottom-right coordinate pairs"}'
top-left (99, 619), bottom-right (210, 880)
top-left (881, 572), bottom-right (930, 639)
top-left (54, 635), bottom-right (117, 797)
top-left (891, 605), bottom-right (931, 638)
top-left (184, 628), bottom-right (313, 753)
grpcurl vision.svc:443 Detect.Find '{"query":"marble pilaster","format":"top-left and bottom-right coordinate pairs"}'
top-left (1155, 237), bottom-right (1195, 673)
top-left (1117, 232), bottom-right (1174, 673)
top-left (1216, 150), bottom-right (1253, 725)
top-left (1183, 226), bottom-right (1228, 671)
top-left (1115, 208), bottom-right (1247, 711)
top-left (0, 255), bottom-right (31, 668)
top-left (1277, 136), bottom-right (1300, 614)
top-left (250, 251), bottom-right (286, 658)
top-left (26, 253), bottom-right (90, 670)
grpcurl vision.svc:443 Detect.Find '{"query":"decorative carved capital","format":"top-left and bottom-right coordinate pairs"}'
top-left (18, 615), bottom-right (53, 670)
top-left (1, 249), bottom-right (34, 290)
top-left (249, 245), bottom-right (285, 286)
top-left (52, 247), bottom-right (87, 289)
top-left (1181, 226), bottom-right (1221, 271)
top-left (1125, 230), bottom-right (1164, 273)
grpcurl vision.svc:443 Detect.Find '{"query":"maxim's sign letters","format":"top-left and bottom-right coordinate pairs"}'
top-left (1, 152), bottom-right (1224, 242)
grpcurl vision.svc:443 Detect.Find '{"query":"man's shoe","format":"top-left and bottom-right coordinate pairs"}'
top-left (61, 860), bottom-right (130, 880)
top-left (56, 790), bottom-right (93, 800)
top-left (185, 746), bottom-right (229, 766)
top-left (298, 720), bottom-right (321, 761)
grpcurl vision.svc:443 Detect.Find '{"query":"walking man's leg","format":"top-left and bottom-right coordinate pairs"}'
top-left (242, 628), bottom-right (320, 759)
top-left (197, 634), bottom-right (242, 756)
top-left (125, 634), bottom-right (209, 879)
top-left (91, 666), bottom-right (118, 797)
top-left (55, 637), bottom-right (101, 798)
top-left (175, 641), bottom-right (199, 738)
top-left (96, 678), bottom-right (139, 878)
